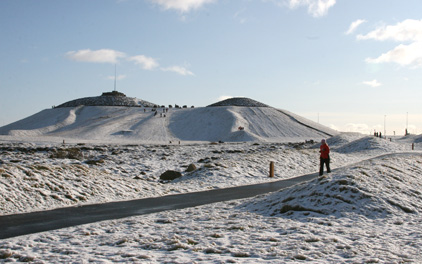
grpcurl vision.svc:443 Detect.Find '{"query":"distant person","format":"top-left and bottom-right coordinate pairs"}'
top-left (319, 139), bottom-right (331, 176)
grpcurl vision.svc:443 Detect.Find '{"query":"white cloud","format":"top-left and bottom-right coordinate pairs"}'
top-left (149, 0), bottom-right (216, 12)
top-left (287, 0), bottom-right (336, 17)
top-left (346, 19), bottom-right (366, 35)
top-left (65, 49), bottom-right (125, 63)
top-left (161, 65), bottom-right (194, 75)
top-left (128, 55), bottom-right (159, 70)
top-left (362, 79), bottom-right (381, 87)
top-left (357, 19), bottom-right (422, 42)
top-left (365, 42), bottom-right (422, 67)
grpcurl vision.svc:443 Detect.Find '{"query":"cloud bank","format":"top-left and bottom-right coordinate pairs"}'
top-left (359, 19), bottom-right (422, 67)
top-left (66, 49), bottom-right (194, 76)
top-left (65, 49), bottom-right (126, 64)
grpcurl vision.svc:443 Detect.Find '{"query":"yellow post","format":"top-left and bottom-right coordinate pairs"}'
top-left (269, 161), bottom-right (274, 177)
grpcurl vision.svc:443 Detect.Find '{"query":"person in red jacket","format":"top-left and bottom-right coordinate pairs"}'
top-left (319, 139), bottom-right (331, 176)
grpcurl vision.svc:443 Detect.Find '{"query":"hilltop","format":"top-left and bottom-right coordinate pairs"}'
top-left (55, 91), bottom-right (158, 108)
top-left (207, 97), bottom-right (270, 107)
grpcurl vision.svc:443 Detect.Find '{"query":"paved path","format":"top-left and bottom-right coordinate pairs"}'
top-left (0, 172), bottom-right (318, 239)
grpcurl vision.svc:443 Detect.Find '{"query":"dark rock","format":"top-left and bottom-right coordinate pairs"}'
top-left (159, 170), bottom-right (182, 181)
top-left (186, 163), bottom-right (197, 172)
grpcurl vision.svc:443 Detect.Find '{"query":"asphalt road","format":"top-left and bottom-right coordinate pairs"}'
top-left (0, 172), bottom-right (318, 239)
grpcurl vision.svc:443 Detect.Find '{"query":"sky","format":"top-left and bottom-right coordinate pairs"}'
top-left (1, 0), bottom-right (421, 135)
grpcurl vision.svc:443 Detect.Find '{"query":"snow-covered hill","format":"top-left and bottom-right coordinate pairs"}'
top-left (0, 104), bottom-right (337, 143)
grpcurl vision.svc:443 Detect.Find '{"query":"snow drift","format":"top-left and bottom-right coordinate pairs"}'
top-left (244, 153), bottom-right (422, 218)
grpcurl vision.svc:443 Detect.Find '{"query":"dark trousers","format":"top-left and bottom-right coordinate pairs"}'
top-left (319, 158), bottom-right (331, 176)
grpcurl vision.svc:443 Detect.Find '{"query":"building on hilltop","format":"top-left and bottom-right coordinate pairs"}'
top-left (55, 91), bottom-right (158, 108)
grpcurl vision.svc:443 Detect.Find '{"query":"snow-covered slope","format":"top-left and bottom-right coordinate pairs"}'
top-left (247, 153), bottom-right (422, 218)
top-left (0, 105), bottom-right (337, 143)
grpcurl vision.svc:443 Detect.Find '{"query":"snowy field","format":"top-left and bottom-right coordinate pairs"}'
top-left (1, 133), bottom-right (422, 263)
top-left (1, 104), bottom-right (422, 263)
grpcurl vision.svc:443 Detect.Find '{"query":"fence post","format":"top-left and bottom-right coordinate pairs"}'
top-left (269, 161), bottom-right (274, 177)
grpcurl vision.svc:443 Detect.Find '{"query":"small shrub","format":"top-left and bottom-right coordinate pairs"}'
top-left (204, 248), bottom-right (221, 254)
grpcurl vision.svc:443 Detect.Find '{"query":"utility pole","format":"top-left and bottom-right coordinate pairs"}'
top-left (384, 115), bottom-right (386, 137)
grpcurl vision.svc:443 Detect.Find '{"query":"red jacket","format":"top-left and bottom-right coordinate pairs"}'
top-left (320, 143), bottom-right (330, 159)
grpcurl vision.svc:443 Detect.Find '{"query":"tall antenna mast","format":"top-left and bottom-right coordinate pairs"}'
top-left (114, 64), bottom-right (117, 92)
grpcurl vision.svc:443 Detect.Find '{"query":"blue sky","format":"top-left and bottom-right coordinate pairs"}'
top-left (1, 0), bottom-right (421, 135)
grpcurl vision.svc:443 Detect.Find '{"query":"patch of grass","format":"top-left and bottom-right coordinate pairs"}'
top-left (204, 248), bottom-right (222, 254)
top-left (33, 165), bottom-right (51, 171)
top-left (210, 233), bottom-right (224, 238)
top-left (282, 197), bottom-right (295, 203)
top-left (1, 172), bottom-right (13, 178)
top-left (232, 252), bottom-right (250, 258)
top-left (168, 243), bottom-right (189, 251)
top-left (115, 238), bottom-right (128, 245)
top-left (359, 171), bottom-right (370, 177)
top-left (305, 237), bottom-right (320, 243)
top-left (0, 250), bottom-right (13, 259)
top-left (85, 159), bottom-right (105, 165)
top-left (338, 179), bottom-right (349, 185)
top-left (50, 148), bottom-right (83, 160)
top-left (387, 200), bottom-right (415, 213)
top-left (228, 226), bottom-right (245, 231)
top-left (279, 204), bottom-right (325, 215)
top-left (187, 239), bottom-right (198, 245)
